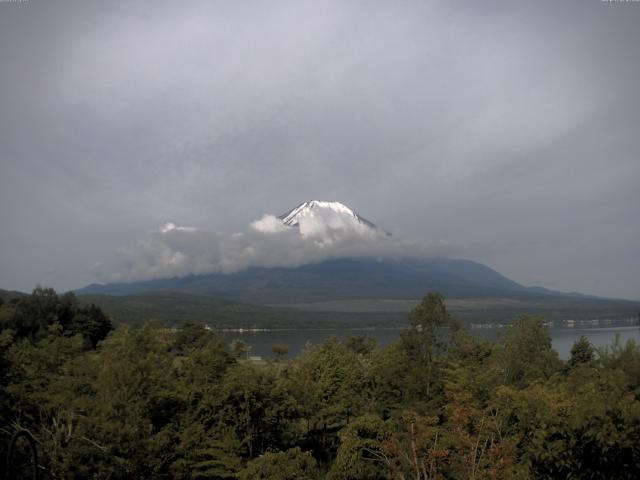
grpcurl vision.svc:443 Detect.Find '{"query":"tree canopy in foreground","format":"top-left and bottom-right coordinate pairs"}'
top-left (1, 288), bottom-right (639, 479)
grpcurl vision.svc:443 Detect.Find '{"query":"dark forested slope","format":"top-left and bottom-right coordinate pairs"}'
top-left (77, 257), bottom-right (608, 303)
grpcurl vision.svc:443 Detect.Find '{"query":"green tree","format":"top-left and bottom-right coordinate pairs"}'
top-left (238, 447), bottom-right (319, 480)
top-left (495, 315), bottom-right (562, 387)
top-left (289, 337), bottom-right (367, 429)
top-left (171, 425), bottom-right (242, 480)
top-left (598, 336), bottom-right (640, 389)
top-left (345, 335), bottom-right (377, 356)
top-left (170, 339), bottom-right (239, 480)
top-left (442, 361), bottom-right (520, 479)
top-left (6, 329), bottom-right (86, 419)
top-left (215, 362), bottom-right (298, 458)
top-left (4, 287), bottom-right (65, 340)
top-left (386, 292), bottom-right (459, 407)
top-left (80, 325), bottom-right (180, 479)
top-left (381, 411), bottom-right (448, 480)
top-left (287, 337), bottom-right (368, 462)
top-left (370, 341), bottom-right (413, 413)
top-left (497, 367), bottom-right (640, 479)
top-left (70, 303), bottom-right (113, 348)
top-left (229, 339), bottom-right (251, 359)
top-left (3, 327), bottom-right (100, 478)
top-left (567, 335), bottom-right (595, 369)
top-left (327, 415), bottom-right (388, 480)
top-left (1, 287), bottom-right (112, 348)
top-left (173, 322), bottom-right (216, 356)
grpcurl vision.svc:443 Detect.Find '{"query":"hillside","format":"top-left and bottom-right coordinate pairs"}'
top-left (75, 290), bottom-right (640, 330)
top-left (0, 288), bottom-right (28, 303)
top-left (76, 291), bottom-right (406, 329)
top-left (77, 257), bottom-right (541, 302)
top-left (77, 256), bottom-right (612, 304)
top-left (73, 198), bottom-right (639, 326)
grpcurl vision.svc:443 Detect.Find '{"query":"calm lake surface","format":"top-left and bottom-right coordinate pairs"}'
top-left (222, 325), bottom-right (640, 360)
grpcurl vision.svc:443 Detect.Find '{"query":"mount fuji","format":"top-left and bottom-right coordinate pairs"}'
top-left (77, 200), bottom-right (610, 304)
top-left (75, 200), bottom-right (640, 326)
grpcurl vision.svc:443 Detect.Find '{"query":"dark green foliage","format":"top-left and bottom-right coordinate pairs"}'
top-left (345, 335), bottom-right (377, 355)
top-left (238, 447), bottom-right (319, 480)
top-left (370, 341), bottom-right (414, 412)
top-left (327, 415), bottom-right (389, 480)
top-left (598, 336), bottom-right (640, 390)
top-left (5, 286), bottom-right (67, 339)
top-left (0, 287), bottom-right (112, 348)
top-left (408, 292), bottom-right (450, 330)
top-left (568, 335), bottom-right (595, 369)
top-left (174, 428), bottom-right (242, 480)
top-left (78, 291), bottom-right (408, 329)
top-left (215, 362), bottom-right (298, 458)
top-left (290, 337), bottom-right (367, 425)
top-left (496, 314), bottom-right (563, 387)
top-left (173, 321), bottom-right (217, 355)
top-left (498, 366), bottom-right (640, 479)
top-left (70, 303), bottom-right (113, 348)
top-left (391, 292), bottom-right (459, 405)
top-left (0, 289), bottom-right (639, 479)
top-left (72, 286), bottom-right (640, 328)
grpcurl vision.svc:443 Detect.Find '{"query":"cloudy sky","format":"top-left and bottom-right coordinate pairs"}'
top-left (1, 0), bottom-right (638, 299)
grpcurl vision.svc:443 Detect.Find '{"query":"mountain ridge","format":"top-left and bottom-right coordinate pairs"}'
top-left (76, 256), bottom-right (602, 304)
top-left (75, 201), bottom-right (627, 305)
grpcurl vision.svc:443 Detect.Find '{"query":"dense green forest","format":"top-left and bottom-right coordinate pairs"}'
top-left (75, 292), bottom-right (407, 330)
top-left (1, 288), bottom-right (639, 479)
top-left (75, 291), bottom-right (640, 330)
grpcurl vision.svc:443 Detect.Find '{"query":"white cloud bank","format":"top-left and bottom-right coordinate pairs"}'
top-left (103, 211), bottom-right (452, 283)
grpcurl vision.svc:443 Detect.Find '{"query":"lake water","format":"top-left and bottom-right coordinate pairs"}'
top-left (221, 325), bottom-right (640, 360)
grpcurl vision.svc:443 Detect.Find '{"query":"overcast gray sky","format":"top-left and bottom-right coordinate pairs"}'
top-left (1, 0), bottom-right (639, 299)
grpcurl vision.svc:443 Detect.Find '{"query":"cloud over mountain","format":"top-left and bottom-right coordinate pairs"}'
top-left (103, 202), bottom-right (451, 283)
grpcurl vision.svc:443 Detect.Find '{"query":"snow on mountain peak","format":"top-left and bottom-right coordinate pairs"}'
top-left (279, 200), bottom-right (379, 231)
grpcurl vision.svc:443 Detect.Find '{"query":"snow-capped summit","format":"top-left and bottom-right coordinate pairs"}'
top-left (279, 200), bottom-right (381, 231)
